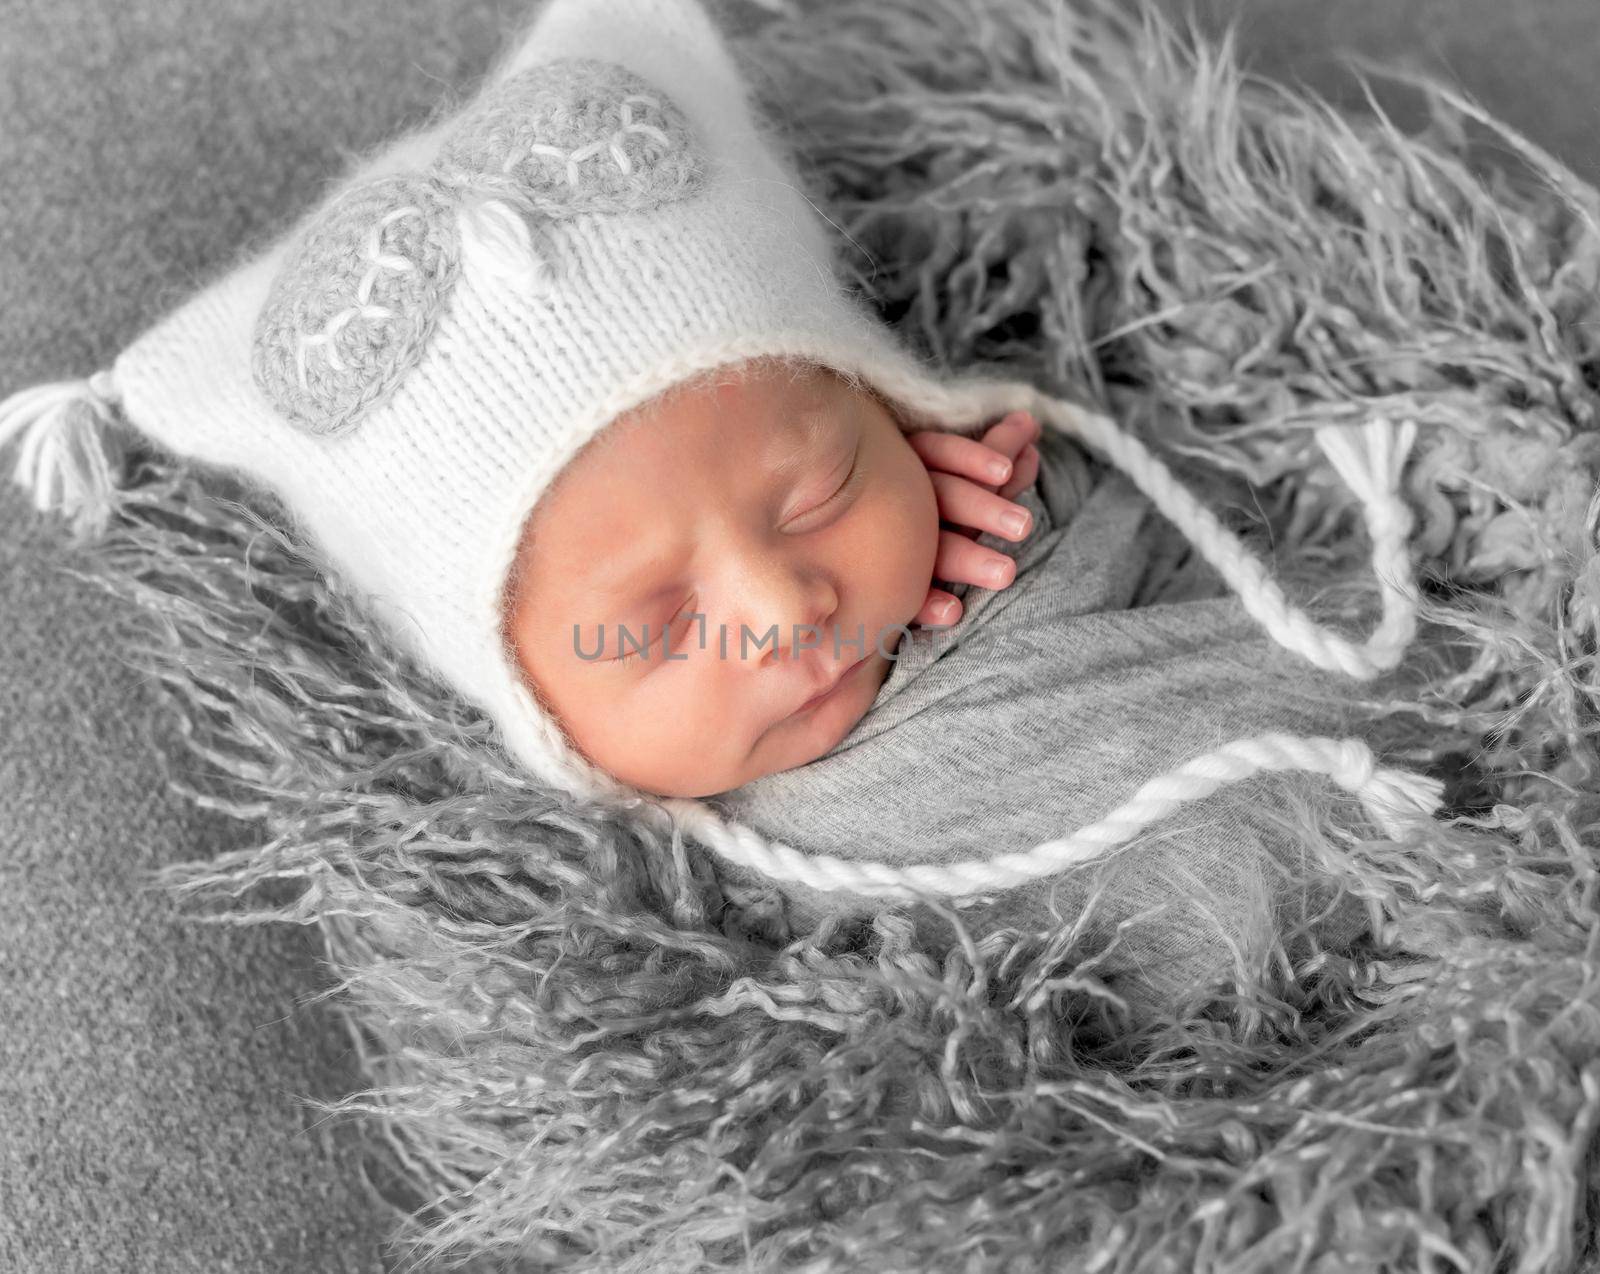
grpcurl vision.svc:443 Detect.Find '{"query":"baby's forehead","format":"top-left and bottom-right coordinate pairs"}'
top-left (563, 358), bottom-right (864, 479)
top-left (530, 362), bottom-right (852, 526)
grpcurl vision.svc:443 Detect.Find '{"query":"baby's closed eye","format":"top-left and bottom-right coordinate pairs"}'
top-left (612, 597), bottom-right (699, 664)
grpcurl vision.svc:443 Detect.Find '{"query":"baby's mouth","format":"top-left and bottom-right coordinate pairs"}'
top-left (790, 652), bottom-right (871, 718)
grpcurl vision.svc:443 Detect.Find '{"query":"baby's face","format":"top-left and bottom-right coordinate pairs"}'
top-left (502, 357), bottom-right (939, 798)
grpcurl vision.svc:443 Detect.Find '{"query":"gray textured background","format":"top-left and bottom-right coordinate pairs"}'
top-left (1, 0), bottom-right (1595, 1269)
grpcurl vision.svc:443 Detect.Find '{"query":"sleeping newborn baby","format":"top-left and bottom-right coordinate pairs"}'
top-left (501, 353), bottom-right (1379, 1012)
top-left (0, 0), bottom-right (1434, 1019)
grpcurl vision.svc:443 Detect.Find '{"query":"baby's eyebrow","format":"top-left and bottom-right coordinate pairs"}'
top-left (767, 405), bottom-right (841, 483)
top-left (588, 563), bottom-right (682, 608)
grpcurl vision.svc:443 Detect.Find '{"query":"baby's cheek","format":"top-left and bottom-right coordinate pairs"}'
top-left (882, 448), bottom-right (943, 603)
top-left (580, 670), bottom-right (753, 798)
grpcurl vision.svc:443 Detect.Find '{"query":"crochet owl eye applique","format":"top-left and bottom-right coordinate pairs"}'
top-left (252, 57), bottom-right (705, 438)
top-left (436, 57), bottom-right (703, 217)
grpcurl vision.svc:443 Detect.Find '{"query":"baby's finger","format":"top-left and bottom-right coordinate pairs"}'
top-left (905, 429), bottom-right (1016, 487)
top-left (978, 411), bottom-right (1040, 463)
top-left (996, 441), bottom-right (1041, 502)
top-left (914, 587), bottom-right (963, 629)
top-left (933, 528), bottom-right (1017, 591)
top-left (930, 471), bottom-right (1033, 542)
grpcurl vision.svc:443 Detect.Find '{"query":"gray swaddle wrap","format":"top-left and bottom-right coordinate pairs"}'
top-left (707, 429), bottom-right (1372, 1014)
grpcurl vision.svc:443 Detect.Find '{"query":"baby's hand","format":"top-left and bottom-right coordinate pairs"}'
top-left (905, 410), bottom-right (1043, 627)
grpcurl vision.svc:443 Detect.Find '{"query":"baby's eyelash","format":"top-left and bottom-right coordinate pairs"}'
top-left (614, 599), bottom-right (695, 664)
top-left (793, 451), bottom-right (864, 525)
top-left (827, 459), bottom-right (864, 507)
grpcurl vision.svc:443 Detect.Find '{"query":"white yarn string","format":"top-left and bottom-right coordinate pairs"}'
top-left (663, 734), bottom-right (1444, 900)
top-left (1057, 406), bottom-right (1421, 680)
top-left (0, 369), bottom-right (122, 539)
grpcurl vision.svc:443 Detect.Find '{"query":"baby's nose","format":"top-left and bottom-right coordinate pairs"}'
top-left (765, 601), bottom-right (835, 668)
top-left (733, 564), bottom-right (835, 667)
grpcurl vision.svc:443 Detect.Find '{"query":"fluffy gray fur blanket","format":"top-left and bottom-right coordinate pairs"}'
top-left (71, 0), bottom-right (1600, 1268)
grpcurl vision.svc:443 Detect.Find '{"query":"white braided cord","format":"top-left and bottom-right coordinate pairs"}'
top-left (665, 733), bottom-right (1443, 900)
top-left (1060, 407), bottom-right (1421, 680)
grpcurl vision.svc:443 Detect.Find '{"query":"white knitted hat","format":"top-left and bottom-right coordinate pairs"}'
top-left (0, 0), bottom-right (1444, 903)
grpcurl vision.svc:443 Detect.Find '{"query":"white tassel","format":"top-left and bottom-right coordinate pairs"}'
top-left (0, 369), bottom-right (123, 540)
top-left (458, 198), bottom-right (554, 294)
top-left (1316, 734), bottom-right (1446, 840)
top-left (1355, 765), bottom-right (1448, 841)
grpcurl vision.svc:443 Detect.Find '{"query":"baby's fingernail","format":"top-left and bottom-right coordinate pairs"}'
top-left (986, 458), bottom-right (1011, 481)
top-left (1001, 509), bottom-right (1029, 537)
